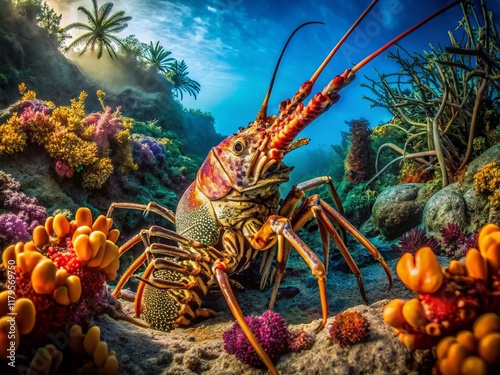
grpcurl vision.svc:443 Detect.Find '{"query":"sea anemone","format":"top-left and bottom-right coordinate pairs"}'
top-left (222, 310), bottom-right (289, 368)
top-left (328, 310), bottom-right (370, 348)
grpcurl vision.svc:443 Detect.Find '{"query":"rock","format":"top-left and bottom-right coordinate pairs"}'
top-left (422, 183), bottom-right (467, 237)
top-left (422, 144), bottom-right (500, 235)
top-left (371, 183), bottom-right (432, 239)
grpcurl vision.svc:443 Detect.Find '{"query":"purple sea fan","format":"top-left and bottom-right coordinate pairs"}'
top-left (223, 310), bottom-right (289, 368)
top-left (392, 227), bottom-right (441, 255)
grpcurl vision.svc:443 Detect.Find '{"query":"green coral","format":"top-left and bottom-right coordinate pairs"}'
top-left (474, 162), bottom-right (500, 209)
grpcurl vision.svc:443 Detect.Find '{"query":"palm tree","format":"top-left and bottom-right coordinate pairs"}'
top-left (63, 0), bottom-right (132, 59)
top-left (144, 41), bottom-right (175, 73)
top-left (166, 60), bottom-right (201, 100)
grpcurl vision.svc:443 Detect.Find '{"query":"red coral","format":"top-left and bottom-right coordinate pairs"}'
top-left (328, 310), bottom-right (370, 348)
top-left (223, 310), bottom-right (289, 368)
top-left (55, 159), bottom-right (75, 179)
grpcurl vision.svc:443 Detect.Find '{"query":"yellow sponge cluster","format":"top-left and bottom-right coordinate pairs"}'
top-left (435, 313), bottom-right (500, 375)
top-left (0, 291), bottom-right (36, 359)
top-left (2, 242), bottom-right (82, 306)
top-left (33, 208), bottom-right (120, 280)
top-left (69, 325), bottom-right (118, 375)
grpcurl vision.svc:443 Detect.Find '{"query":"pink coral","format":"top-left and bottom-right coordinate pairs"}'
top-left (223, 310), bottom-right (289, 368)
top-left (82, 106), bottom-right (124, 156)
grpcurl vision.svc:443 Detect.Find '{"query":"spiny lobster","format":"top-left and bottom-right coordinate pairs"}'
top-left (108, 1), bottom-right (461, 373)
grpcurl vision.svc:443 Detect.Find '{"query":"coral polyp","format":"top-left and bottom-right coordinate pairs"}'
top-left (328, 310), bottom-right (370, 348)
top-left (0, 207), bottom-right (120, 357)
top-left (383, 223), bottom-right (500, 352)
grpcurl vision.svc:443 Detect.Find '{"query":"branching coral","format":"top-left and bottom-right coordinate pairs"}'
top-left (223, 310), bottom-right (289, 368)
top-left (383, 223), bottom-right (500, 352)
top-left (0, 207), bottom-right (120, 360)
top-left (363, 0), bottom-right (500, 187)
top-left (328, 310), bottom-right (370, 348)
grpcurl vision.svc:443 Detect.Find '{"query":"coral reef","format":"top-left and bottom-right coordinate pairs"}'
top-left (0, 171), bottom-right (47, 247)
top-left (383, 223), bottom-right (500, 351)
top-left (434, 313), bottom-right (500, 375)
top-left (222, 310), bottom-right (289, 368)
top-left (0, 86), bottom-right (134, 189)
top-left (0, 207), bottom-right (121, 370)
top-left (327, 310), bottom-right (370, 348)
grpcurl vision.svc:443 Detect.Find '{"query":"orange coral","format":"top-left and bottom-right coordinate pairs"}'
top-left (0, 207), bottom-right (120, 358)
top-left (384, 223), bottom-right (500, 352)
top-left (435, 313), bottom-right (500, 375)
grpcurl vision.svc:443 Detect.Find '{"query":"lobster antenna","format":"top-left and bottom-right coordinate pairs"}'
top-left (309, 0), bottom-right (379, 85)
top-left (257, 21), bottom-right (325, 121)
top-left (352, 0), bottom-right (462, 72)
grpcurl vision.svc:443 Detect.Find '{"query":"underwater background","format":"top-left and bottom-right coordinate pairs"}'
top-left (1, 0), bottom-right (500, 374)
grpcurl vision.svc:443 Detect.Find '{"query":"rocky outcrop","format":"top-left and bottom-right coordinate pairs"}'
top-left (371, 183), bottom-right (432, 239)
top-left (423, 144), bottom-right (500, 237)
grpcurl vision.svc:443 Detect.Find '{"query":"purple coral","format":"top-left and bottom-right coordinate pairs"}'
top-left (0, 213), bottom-right (30, 244)
top-left (223, 310), bottom-right (289, 368)
top-left (392, 227), bottom-right (441, 255)
top-left (132, 135), bottom-right (166, 167)
top-left (0, 171), bottom-right (47, 246)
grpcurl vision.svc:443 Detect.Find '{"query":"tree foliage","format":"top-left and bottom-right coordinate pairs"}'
top-left (166, 60), bottom-right (201, 100)
top-left (63, 0), bottom-right (132, 59)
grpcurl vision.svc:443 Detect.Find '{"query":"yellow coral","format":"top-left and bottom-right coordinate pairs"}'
top-left (0, 114), bottom-right (26, 154)
top-left (474, 162), bottom-right (500, 209)
top-left (82, 157), bottom-right (114, 189)
top-left (18, 82), bottom-right (36, 100)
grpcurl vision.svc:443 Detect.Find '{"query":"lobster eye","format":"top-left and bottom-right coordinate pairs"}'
top-left (233, 140), bottom-right (245, 155)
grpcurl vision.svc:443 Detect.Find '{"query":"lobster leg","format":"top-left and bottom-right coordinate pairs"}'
top-left (246, 215), bottom-right (329, 331)
top-left (213, 259), bottom-right (279, 375)
top-left (107, 201), bottom-right (176, 224)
